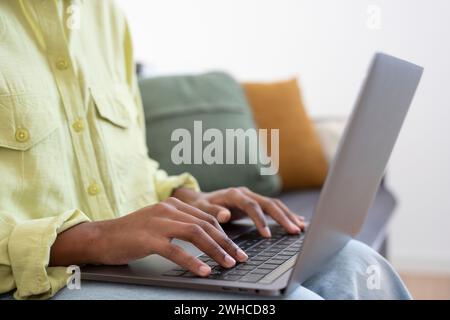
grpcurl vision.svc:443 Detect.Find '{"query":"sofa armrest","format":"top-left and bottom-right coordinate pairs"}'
top-left (313, 116), bottom-right (390, 187)
top-left (313, 117), bottom-right (347, 163)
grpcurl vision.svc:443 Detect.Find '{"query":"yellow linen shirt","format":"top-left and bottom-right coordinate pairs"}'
top-left (0, 0), bottom-right (199, 299)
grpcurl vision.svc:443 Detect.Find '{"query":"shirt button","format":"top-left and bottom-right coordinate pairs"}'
top-left (87, 182), bottom-right (100, 196)
top-left (72, 119), bottom-right (84, 133)
top-left (56, 59), bottom-right (69, 70)
top-left (15, 128), bottom-right (30, 142)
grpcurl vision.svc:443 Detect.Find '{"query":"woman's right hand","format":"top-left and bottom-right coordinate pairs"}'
top-left (50, 197), bottom-right (248, 277)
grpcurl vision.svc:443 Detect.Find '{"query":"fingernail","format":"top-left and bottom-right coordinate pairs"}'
top-left (224, 255), bottom-right (236, 267)
top-left (236, 249), bottom-right (248, 262)
top-left (262, 227), bottom-right (271, 238)
top-left (291, 226), bottom-right (301, 233)
top-left (198, 265), bottom-right (211, 276)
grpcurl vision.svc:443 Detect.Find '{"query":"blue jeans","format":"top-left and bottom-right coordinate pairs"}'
top-left (302, 240), bottom-right (411, 299)
top-left (46, 239), bottom-right (411, 300)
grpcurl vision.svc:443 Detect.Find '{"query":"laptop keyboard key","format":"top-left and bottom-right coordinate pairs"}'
top-left (277, 252), bottom-right (293, 257)
top-left (244, 260), bottom-right (264, 266)
top-left (163, 269), bottom-right (186, 276)
top-left (258, 252), bottom-right (276, 257)
top-left (223, 275), bottom-right (242, 281)
top-left (279, 251), bottom-right (295, 257)
top-left (273, 255), bottom-right (290, 261)
top-left (251, 256), bottom-right (269, 262)
top-left (245, 250), bottom-right (259, 256)
top-left (267, 259), bottom-right (285, 265)
top-left (212, 266), bottom-right (230, 274)
top-left (251, 268), bottom-right (272, 275)
top-left (198, 255), bottom-right (211, 262)
top-left (260, 263), bottom-right (279, 270)
top-left (241, 273), bottom-right (265, 283)
top-left (235, 264), bottom-right (254, 271)
top-left (227, 270), bottom-right (249, 276)
top-left (207, 261), bottom-right (219, 268)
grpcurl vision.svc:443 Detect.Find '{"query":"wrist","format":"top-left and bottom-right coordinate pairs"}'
top-left (82, 221), bottom-right (105, 264)
top-left (50, 221), bottom-right (103, 266)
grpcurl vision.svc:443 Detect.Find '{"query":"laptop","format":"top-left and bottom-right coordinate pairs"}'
top-left (82, 53), bottom-right (423, 296)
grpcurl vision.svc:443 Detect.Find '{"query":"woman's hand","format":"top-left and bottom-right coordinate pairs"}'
top-left (50, 197), bottom-right (248, 277)
top-left (172, 187), bottom-right (306, 238)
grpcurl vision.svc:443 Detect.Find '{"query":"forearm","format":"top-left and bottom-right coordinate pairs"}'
top-left (49, 221), bottom-right (103, 267)
top-left (49, 214), bottom-right (155, 267)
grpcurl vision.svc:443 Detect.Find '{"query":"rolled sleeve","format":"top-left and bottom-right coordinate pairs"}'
top-left (154, 169), bottom-right (200, 202)
top-left (6, 209), bottom-right (90, 300)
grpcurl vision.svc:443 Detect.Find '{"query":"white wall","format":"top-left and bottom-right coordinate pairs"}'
top-left (116, 0), bottom-right (450, 273)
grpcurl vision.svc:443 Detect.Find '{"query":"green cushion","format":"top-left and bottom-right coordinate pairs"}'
top-left (139, 71), bottom-right (281, 196)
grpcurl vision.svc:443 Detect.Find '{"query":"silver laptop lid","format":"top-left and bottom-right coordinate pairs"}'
top-left (285, 53), bottom-right (423, 295)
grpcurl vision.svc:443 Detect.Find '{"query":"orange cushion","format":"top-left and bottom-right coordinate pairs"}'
top-left (243, 79), bottom-right (328, 190)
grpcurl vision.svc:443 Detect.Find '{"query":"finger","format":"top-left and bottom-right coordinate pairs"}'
top-left (272, 198), bottom-right (306, 230)
top-left (159, 242), bottom-right (211, 277)
top-left (271, 201), bottom-right (305, 231)
top-left (197, 201), bottom-right (231, 224)
top-left (242, 188), bottom-right (305, 233)
top-left (289, 214), bottom-right (306, 229)
top-left (289, 213), bottom-right (305, 221)
top-left (196, 216), bottom-right (248, 262)
top-left (240, 190), bottom-right (300, 234)
top-left (164, 208), bottom-right (248, 262)
top-left (224, 189), bottom-right (271, 238)
top-left (170, 221), bottom-right (237, 268)
top-left (166, 197), bottom-right (224, 232)
top-left (266, 201), bottom-right (301, 234)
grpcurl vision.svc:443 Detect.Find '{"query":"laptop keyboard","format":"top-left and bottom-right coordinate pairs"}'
top-left (163, 226), bottom-right (305, 284)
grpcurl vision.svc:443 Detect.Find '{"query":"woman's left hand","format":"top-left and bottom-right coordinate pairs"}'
top-left (172, 187), bottom-right (306, 238)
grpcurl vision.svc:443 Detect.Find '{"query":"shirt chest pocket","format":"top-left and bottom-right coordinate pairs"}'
top-left (90, 85), bottom-right (147, 156)
top-left (90, 86), bottom-right (154, 208)
top-left (0, 93), bottom-right (68, 215)
top-left (0, 93), bottom-right (59, 151)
